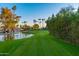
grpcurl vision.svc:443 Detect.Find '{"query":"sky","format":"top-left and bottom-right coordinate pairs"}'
top-left (0, 3), bottom-right (79, 26)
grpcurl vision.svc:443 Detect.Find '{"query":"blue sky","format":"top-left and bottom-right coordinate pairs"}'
top-left (0, 3), bottom-right (79, 26)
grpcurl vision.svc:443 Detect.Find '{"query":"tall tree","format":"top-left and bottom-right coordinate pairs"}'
top-left (22, 21), bottom-right (26, 26)
top-left (46, 6), bottom-right (79, 45)
top-left (0, 6), bottom-right (21, 40)
top-left (41, 18), bottom-right (45, 29)
top-left (38, 19), bottom-right (42, 28)
top-left (33, 19), bottom-right (37, 24)
top-left (12, 5), bottom-right (16, 14)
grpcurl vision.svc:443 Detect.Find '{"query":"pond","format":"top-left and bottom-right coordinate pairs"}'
top-left (0, 32), bottom-right (34, 41)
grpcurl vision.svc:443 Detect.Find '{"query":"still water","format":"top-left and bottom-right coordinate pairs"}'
top-left (0, 32), bottom-right (33, 41)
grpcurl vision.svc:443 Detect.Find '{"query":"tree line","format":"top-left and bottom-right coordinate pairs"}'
top-left (46, 6), bottom-right (79, 45)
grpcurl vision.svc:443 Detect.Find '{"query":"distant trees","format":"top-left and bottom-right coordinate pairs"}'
top-left (38, 19), bottom-right (42, 28)
top-left (46, 6), bottom-right (79, 45)
top-left (33, 18), bottom-right (45, 29)
top-left (33, 19), bottom-right (37, 24)
top-left (20, 21), bottom-right (31, 32)
top-left (22, 21), bottom-right (27, 25)
top-left (38, 18), bottom-right (45, 29)
top-left (20, 24), bottom-right (30, 32)
top-left (33, 24), bottom-right (39, 30)
top-left (41, 19), bottom-right (45, 28)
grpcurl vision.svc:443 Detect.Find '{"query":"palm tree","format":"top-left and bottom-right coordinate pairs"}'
top-left (33, 19), bottom-right (37, 24)
top-left (38, 19), bottom-right (41, 28)
top-left (22, 21), bottom-right (27, 26)
top-left (41, 19), bottom-right (45, 29)
top-left (23, 21), bottom-right (27, 24)
top-left (12, 5), bottom-right (16, 14)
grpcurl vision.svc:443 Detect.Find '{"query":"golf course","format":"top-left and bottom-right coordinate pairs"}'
top-left (0, 3), bottom-right (79, 57)
top-left (0, 30), bottom-right (78, 56)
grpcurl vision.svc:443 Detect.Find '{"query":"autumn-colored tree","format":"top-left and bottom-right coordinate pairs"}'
top-left (0, 6), bottom-right (21, 40)
top-left (33, 24), bottom-right (39, 30)
top-left (20, 24), bottom-right (30, 32)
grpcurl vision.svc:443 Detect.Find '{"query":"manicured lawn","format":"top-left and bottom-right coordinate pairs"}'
top-left (0, 30), bottom-right (79, 56)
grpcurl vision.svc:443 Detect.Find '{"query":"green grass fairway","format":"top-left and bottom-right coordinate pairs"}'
top-left (0, 30), bottom-right (79, 56)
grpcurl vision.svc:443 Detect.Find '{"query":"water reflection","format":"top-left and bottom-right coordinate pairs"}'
top-left (0, 32), bottom-right (33, 41)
